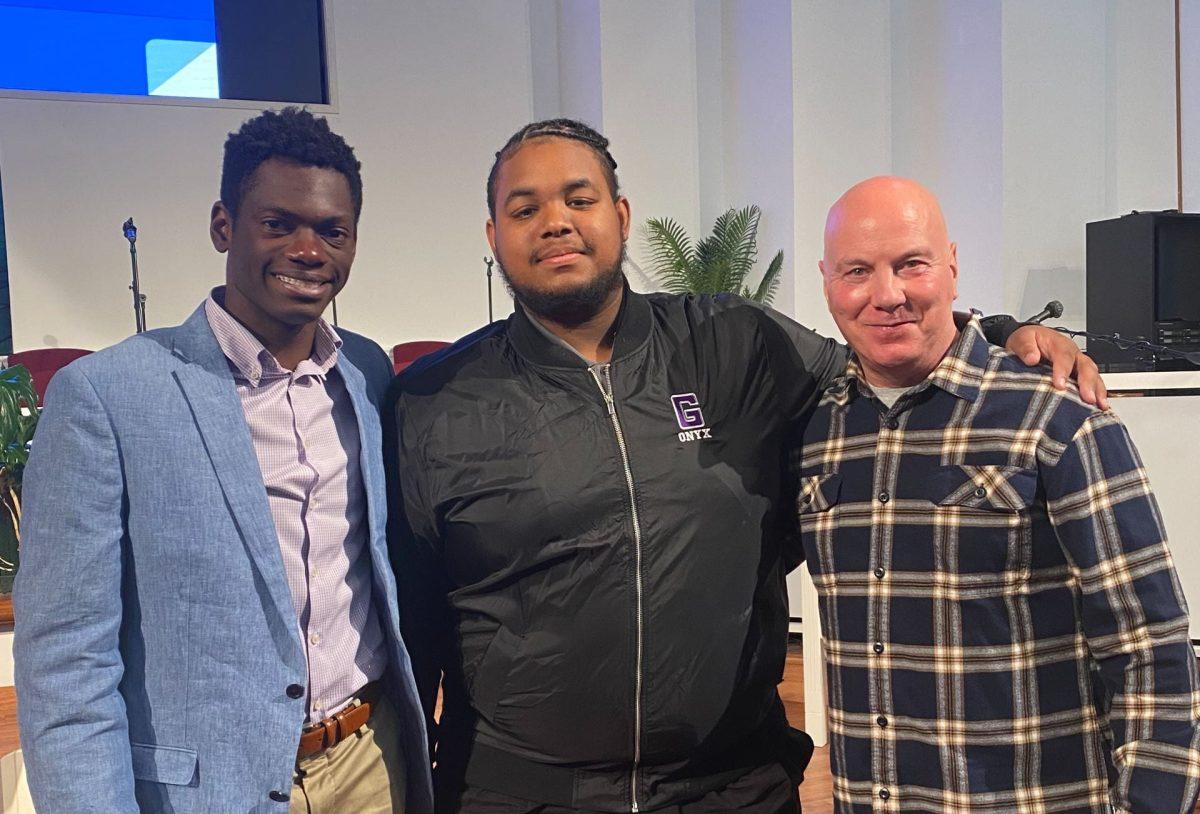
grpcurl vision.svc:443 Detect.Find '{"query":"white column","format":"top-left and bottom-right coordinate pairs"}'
top-left (891, 0), bottom-right (1005, 314)
top-left (596, 1), bottom-right (702, 291)
top-left (800, 565), bottom-right (827, 747)
top-left (717, 1), bottom-right (796, 314)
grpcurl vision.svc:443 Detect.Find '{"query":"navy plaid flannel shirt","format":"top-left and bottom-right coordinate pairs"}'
top-left (797, 318), bottom-right (1200, 813)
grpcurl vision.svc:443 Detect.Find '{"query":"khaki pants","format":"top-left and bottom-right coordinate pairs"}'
top-left (290, 693), bottom-right (407, 814)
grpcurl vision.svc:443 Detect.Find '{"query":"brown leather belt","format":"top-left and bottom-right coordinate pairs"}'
top-left (296, 682), bottom-right (383, 760)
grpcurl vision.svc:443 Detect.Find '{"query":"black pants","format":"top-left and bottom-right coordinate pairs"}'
top-left (439, 761), bottom-right (800, 814)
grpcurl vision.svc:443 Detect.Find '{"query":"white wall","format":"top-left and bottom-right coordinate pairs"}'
top-left (0, 0), bottom-right (1194, 354)
top-left (1002, 0), bottom-right (1176, 325)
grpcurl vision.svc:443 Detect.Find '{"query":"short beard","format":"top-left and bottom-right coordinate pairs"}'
top-left (499, 244), bottom-right (627, 327)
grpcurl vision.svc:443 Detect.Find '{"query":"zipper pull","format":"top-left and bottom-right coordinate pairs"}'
top-left (590, 364), bottom-right (617, 415)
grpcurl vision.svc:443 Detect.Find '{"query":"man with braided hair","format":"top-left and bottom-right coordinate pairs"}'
top-left (388, 118), bottom-right (1106, 813)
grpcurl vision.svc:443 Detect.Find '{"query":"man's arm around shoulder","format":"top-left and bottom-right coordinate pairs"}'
top-left (14, 363), bottom-right (139, 813)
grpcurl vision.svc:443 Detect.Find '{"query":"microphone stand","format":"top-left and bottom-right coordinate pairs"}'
top-left (122, 218), bottom-right (148, 333)
top-left (484, 257), bottom-right (495, 323)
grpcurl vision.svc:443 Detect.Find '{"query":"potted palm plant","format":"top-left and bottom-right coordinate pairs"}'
top-left (644, 204), bottom-right (783, 305)
top-left (0, 364), bottom-right (38, 593)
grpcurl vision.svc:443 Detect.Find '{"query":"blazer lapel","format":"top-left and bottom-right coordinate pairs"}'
top-left (170, 307), bottom-right (300, 638)
top-left (337, 358), bottom-right (400, 615)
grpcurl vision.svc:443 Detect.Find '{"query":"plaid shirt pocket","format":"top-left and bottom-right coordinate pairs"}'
top-left (797, 473), bottom-right (842, 514)
top-left (926, 464), bottom-right (1038, 512)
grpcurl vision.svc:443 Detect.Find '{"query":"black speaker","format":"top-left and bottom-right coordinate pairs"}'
top-left (1085, 211), bottom-right (1200, 370)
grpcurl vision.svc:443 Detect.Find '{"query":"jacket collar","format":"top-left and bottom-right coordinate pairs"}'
top-left (169, 303), bottom-right (235, 375)
top-left (507, 281), bottom-right (653, 369)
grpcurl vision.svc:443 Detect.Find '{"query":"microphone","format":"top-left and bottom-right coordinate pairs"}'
top-left (1025, 300), bottom-right (1063, 325)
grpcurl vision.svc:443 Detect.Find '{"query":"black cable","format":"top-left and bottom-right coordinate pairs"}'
top-left (1053, 326), bottom-right (1200, 366)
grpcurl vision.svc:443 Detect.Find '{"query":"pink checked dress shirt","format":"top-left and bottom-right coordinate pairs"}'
top-left (205, 291), bottom-right (386, 723)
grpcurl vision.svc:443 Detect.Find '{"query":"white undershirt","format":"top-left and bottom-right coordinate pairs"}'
top-left (872, 385), bottom-right (914, 409)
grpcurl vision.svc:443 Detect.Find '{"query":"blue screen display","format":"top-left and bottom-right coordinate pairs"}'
top-left (0, 1), bottom-right (218, 98)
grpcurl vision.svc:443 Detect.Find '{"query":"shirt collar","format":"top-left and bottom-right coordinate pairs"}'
top-left (524, 307), bottom-right (598, 366)
top-left (508, 282), bottom-right (653, 370)
top-left (204, 286), bottom-right (342, 386)
top-left (826, 316), bottom-right (991, 406)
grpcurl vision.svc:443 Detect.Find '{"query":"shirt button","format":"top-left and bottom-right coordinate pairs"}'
top-left (873, 642), bottom-right (885, 654)
top-left (878, 491), bottom-right (890, 504)
top-left (269, 790), bottom-right (290, 802)
top-left (879, 789), bottom-right (891, 801)
top-left (877, 715), bottom-right (889, 727)
top-left (309, 632), bottom-right (321, 646)
top-left (974, 486), bottom-right (987, 498)
top-left (886, 418), bottom-right (899, 430)
top-left (286, 684), bottom-right (304, 699)
top-left (874, 567), bottom-right (886, 579)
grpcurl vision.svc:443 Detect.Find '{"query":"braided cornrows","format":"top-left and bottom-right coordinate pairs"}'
top-left (486, 118), bottom-right (620, 218)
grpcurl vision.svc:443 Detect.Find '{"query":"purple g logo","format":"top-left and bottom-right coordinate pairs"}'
top-left (671, 393), bottom-right (706, 430)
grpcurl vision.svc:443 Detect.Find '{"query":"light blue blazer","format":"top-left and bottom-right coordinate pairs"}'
top-left (13, 306), bottom-right (433, 814)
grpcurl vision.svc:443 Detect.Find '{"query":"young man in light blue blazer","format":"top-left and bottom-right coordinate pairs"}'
top-left (13, 109), bottom-right (432, 814)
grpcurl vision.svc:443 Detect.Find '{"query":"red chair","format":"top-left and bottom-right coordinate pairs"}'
top-left (6, 348), bottom-right (93, 405)
top-left (391, 341), bottom-right (450, 374)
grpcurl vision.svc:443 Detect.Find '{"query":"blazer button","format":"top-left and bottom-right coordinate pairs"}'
top-left (269, 790), bottom-right (290, 802)
top-left (286, 684), bottom-right (304, 699)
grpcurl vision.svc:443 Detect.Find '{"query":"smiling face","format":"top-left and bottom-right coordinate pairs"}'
top-left (486, 136), bottom-right (630, 325)
top-left (820, 177), bottom-right (959, 388)
top-left (210, 157), bottom-right (356, 343)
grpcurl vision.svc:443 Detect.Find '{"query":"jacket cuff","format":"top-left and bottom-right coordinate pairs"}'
top-left (978, 313), bottom-right (1020, 346)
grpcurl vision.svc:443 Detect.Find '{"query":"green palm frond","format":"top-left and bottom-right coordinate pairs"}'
top-left (710, 206), bottom-right (759, 293)
top-left (744, 249), bottom-right (783, 304)
top-left (692, 234), bottom-right (726, 294)
top-left (644, 217), bottom-right (696, 295)
top-left (0, 364), bottom-right (36, 576)
top-left (642, 205), bottom-right (783, 305)
top-left (0, 364), bottom-right (38, 473)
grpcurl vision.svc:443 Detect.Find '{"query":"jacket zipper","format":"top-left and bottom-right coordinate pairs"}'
top-left (589, 363), bottom-right (644, 813)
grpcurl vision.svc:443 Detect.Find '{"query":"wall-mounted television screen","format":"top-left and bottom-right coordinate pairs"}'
top-left (0, 0), bottom-right (327, 104)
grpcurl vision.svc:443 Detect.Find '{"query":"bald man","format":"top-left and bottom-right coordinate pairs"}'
top-left (796, 176), bottom-right (1200, 813)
